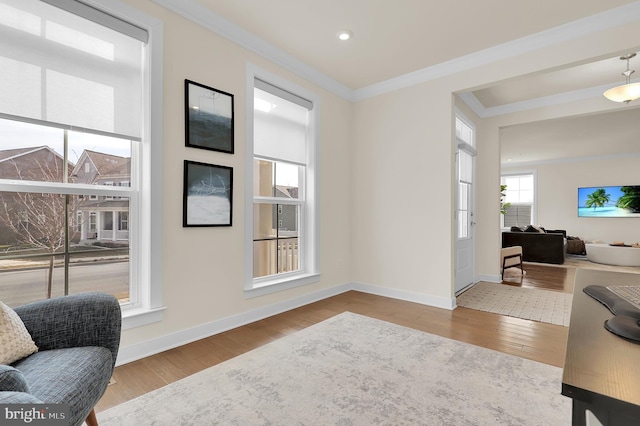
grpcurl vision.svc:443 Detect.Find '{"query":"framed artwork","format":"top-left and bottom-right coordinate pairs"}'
top-left (183, 160), bottom-right (233, 227)
top-left (185, 79), bottom-right (234, 153)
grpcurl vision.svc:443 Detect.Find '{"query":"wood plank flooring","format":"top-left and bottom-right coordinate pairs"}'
top-left (96, 263), bottom-right (575, 414)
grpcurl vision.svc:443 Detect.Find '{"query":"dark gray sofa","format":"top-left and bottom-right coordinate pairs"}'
top-left (0, 293), bottom-right (121, 426)
top-left (502, 229), bottom-right (566, 264)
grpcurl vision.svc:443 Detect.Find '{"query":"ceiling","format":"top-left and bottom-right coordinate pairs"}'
top-left (196, 0), bottom-right (637, 91)
top-left (180, 0), bottom-right (640, 164)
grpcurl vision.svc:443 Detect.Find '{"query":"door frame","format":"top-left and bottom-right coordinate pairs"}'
top-left (454, 111), bottom-right (477, 294)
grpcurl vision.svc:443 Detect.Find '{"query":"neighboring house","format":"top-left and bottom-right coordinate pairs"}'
top-left (274, 185), bottom-right (298, 233)
top-left (0, 146), bottom-right (71, 246)
top-left (71, 150), bottom-right (131, 243)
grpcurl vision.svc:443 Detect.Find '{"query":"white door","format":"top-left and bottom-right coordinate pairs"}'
top-left (454, 116), bottom-right (476, 294)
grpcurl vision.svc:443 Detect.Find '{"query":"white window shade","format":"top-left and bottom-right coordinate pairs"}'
top-left (0, 0), bottom-right (145, 140)
top-left (254, 87), bottom-right (308, 165)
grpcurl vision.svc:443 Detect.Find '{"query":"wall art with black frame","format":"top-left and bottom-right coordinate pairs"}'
top-left (185, 79), bottom-right (234, 154)
top-left (183, 160), bottom-right (233, 227)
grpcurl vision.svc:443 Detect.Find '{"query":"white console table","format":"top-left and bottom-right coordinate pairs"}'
top-left (585, 243), bottom-right (640, 267)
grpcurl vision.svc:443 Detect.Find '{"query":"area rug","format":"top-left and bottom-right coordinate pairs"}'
top-left (99, 312), bottom-right (570, 425)
top-left (457, 282), bottom-right (572, 326)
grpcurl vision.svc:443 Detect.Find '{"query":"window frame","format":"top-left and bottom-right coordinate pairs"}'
top-left (0, 0), bottom-right (165, 329)
top-left (244, 64), bottom-right (320, 298)
top-left (501, 171), bottom-right (537, 229)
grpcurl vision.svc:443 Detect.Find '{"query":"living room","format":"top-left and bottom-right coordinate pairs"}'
top-left (499, 108), bottom-right (640, 249)
top-left (3, 0), bottom-right (640, 424)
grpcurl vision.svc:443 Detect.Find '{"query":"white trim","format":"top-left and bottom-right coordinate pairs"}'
top-left (151, 0), bottom-right (353, 101)
top-left (476, 274), bottom-right (501, 284)
top-left (117, 283), bottom-right (350, 365)
top-left (460, 83), bottom-right (621, 118)
top-left (151, 0), bottom-right (640, 108)
top-left (85, 0), bottom-right (166, 325)
top-left (244, 63), bottom-right (320, 297)
top-left (351, 282), bottom-right (456, 310)
top-left (501, 151), bottom-right (640, 169)
top-left (353, 2), bottom-right (640, 101)
top-left (115, 281), bottom-right (455, 366)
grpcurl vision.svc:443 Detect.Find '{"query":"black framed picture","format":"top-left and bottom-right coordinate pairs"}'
top-left (185, 79), bottom-right (234, 153)
top-left (183, 160), bottom-right (233, 227)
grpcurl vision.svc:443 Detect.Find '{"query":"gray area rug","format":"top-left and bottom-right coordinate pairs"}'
top-left (100, 312), bottom-right (570, 425)
top-left (457, 282), bottom-right (572, 326)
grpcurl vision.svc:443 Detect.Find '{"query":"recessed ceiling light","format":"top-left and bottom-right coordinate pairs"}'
top-left (337, 30), bottom-right (352, 41)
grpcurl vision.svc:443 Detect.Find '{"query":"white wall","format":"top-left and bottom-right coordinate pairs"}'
top-left (110, 0), bottom-right (640, 360)
top-left (505, 156), bottom-right (640, 243)
top-left (118, 0), bottom-right (352, 359)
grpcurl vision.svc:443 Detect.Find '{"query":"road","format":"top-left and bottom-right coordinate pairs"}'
top-left (0, 261), bottom-right (129, 307)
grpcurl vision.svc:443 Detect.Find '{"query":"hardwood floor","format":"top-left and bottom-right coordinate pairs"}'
top-left (96, 264), bottom-right (574, 414)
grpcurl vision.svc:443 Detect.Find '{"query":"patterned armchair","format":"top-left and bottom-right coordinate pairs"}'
top-left (0, 293), bottom-right (121, 426)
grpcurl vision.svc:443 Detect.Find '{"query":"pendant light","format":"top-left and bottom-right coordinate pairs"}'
top-left (603, 53), bottom-right (640, 104)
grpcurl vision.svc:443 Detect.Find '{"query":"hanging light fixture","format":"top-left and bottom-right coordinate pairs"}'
top-left (603, 53), bottom-right (640, 104)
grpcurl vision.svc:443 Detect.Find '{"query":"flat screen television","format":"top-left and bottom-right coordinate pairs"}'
top-left (578, 185), bottom-right (640, 217)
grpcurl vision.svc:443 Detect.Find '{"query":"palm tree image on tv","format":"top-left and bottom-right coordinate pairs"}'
top-left (585, 188), bottom-right (611, 211)
top-left (578, 185), bottom-right (640, 217)
top-left (616, 186), bottom-right (640, 213)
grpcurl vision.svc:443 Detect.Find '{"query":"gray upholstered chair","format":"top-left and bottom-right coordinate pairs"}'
top-left (0, 293), bottom-right (121, 426)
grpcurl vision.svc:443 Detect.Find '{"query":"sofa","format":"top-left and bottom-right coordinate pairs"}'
top-left (502, 228), bottom-right (567, 264)
top-left (0, 293), bottom-right (121, 426)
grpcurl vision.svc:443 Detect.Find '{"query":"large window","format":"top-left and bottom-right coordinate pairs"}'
top-left (501, 173), bottom-right (535, 228)
top-left (0, 0), bottom-right (162, 324)
top-left (246, 72), bottom-right (318, 295)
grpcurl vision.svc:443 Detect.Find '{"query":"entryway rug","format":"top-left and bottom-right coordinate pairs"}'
top-left (457, 282), bottom-right (572, 326)
top-left (99, 312), bottom-right (570, 425)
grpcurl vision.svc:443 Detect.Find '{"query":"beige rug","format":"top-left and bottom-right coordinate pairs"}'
top-left (99, 312), bottom-right (570, 425)
top-left (457, 282), bottom-right (572, 326)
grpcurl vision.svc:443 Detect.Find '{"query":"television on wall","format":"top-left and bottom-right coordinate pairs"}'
top-left (578, 185), bottom-right (640, 217)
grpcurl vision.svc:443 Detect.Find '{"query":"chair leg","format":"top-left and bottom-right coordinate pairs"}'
top-left (85, 408), bottom-right (98, 426)
top-left (518, 254), bottom-right (523, 275)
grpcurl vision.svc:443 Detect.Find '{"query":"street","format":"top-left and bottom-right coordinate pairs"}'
top-left (0, 261), bottom-right (129, 307)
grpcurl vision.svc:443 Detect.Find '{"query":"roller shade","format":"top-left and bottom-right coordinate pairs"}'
top-left (254, 82), bottom-right (310, 165)
top-left (0, 0), bottom-right (145, 140)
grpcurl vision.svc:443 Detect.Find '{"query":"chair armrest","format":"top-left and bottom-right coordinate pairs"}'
top-left (0, 391), bottom-right (42, 404)
top-left (14, 293), bottom-right (121, 371)
top-left (0, 365), bottom-right (29, 393)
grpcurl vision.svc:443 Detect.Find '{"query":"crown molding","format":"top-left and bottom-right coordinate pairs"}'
top-left (501, 151), bottom-right (640, 169)
top-left (460, 83), bottom-right (621, 118)
top-left (153, 0), bottom-right (640, 108)
top-left (352, 2), bottom-right (640, 101)
top-left (151, 0), bottom-right (355, 101)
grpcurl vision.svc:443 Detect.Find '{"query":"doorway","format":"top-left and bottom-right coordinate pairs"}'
top-left (454, 114), bottom-right (477, 294)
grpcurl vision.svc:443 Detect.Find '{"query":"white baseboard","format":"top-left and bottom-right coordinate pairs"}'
top-left (116, 281), bottom-right (456, 366)
top-left (476, 274), bottom-right (501, 283)
top-left (351, 282), bottom-right (456, 310)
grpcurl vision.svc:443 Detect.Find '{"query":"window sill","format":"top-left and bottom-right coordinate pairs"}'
top-left (244, 272), bottom-right (321, 298)
top-left (121, 305), bottom-right (166, 330)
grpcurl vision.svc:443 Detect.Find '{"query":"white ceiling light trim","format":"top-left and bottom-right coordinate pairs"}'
top-left (337, 30), bottom-right (352, 41)
top-left (152, 0), bottom-right (640, 105)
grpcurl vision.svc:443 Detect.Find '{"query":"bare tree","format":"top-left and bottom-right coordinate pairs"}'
top-left (0, 155), bottom-right (81, 299)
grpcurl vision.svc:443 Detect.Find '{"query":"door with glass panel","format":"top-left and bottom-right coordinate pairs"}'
top-left (455, 116), bottom-right (476, 294)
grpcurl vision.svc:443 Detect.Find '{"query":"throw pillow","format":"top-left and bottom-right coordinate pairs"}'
top-left (524, 225), bottom-right (539, 233)
top-left (566, 239), bottom-right (587, 255)
top-left (0, 301), bottom-right (38, 365)
top-left (510, 226), bottom-right (523, 232)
